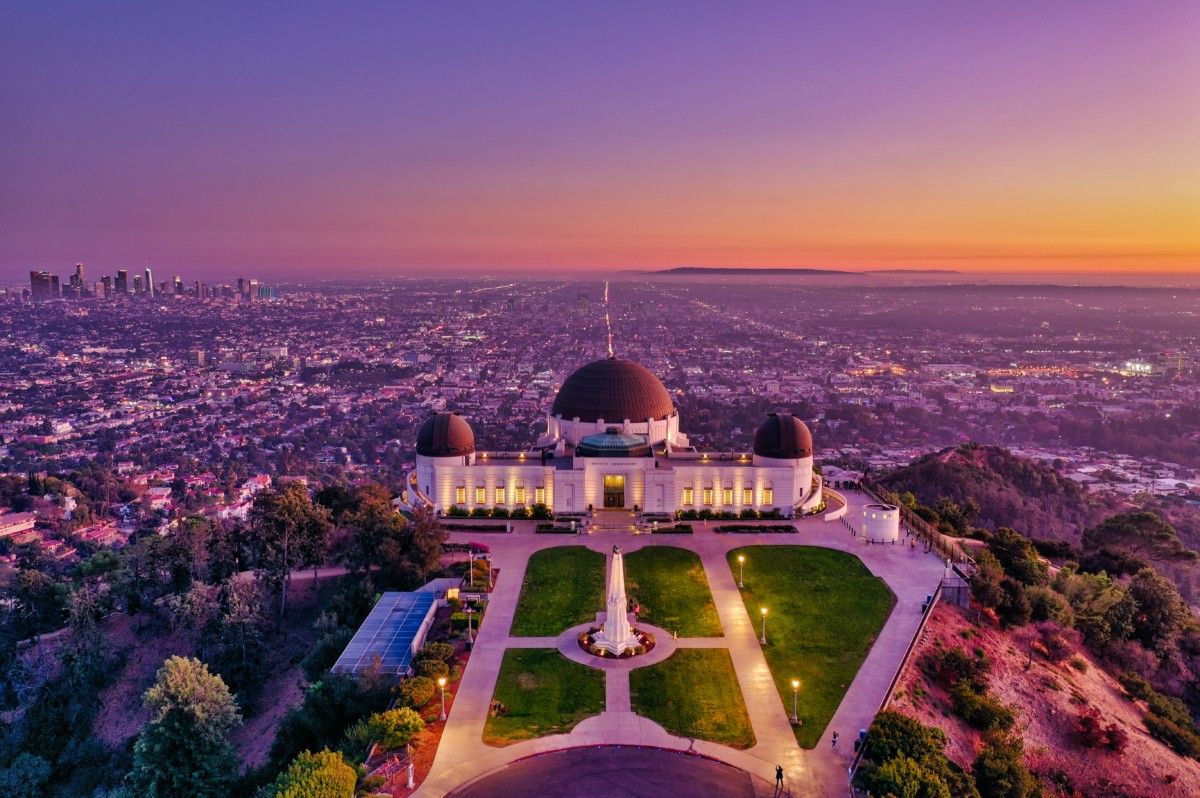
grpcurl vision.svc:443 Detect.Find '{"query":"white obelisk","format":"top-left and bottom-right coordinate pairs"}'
top-left (594, 545), bottom-right (639, 655)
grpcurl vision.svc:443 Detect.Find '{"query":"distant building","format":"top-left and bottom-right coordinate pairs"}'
top-left (115, 269), bottom-right (129, 295)
top-left (144, 267), bottom-right (154, 297)
top-left (29, 271), bottom-right (57, 302)
top-left (0, 512), bottom-right (36, 538)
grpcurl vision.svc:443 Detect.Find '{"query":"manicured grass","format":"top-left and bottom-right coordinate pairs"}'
top-left (510, 546), bottom-right (605, 636)
top-left (624, 546), bottom-right (722, 637)
top-left (483, 649), bottom-right (605, 746)
top-left (728, 546), bottom-right (894, 748)
top-left (630, 648), bottom-right (754, 749)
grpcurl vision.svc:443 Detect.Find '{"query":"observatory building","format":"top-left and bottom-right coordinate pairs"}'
top-left (411, 357), bottom-right (823, 517)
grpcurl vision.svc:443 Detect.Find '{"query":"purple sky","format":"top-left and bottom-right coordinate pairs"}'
top-left (2, 2), bottom-right (1198, 283)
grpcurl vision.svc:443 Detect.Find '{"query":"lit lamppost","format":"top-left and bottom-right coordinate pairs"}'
top-left (438, 676), bottom-right (447, 721)
top-left (468, 552), bottom-right (475, 587)
top-left (760, 607), bottom-right (768, 645)
top-left (737, 554), bottom-right (745, 588)
top-left (791, 679), bottom-right (800, 725)
top-left (465, 605), bottom-right (476, 649)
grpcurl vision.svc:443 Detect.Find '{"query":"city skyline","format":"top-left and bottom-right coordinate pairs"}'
top-left (3, 2), bottom-right (1198, 281)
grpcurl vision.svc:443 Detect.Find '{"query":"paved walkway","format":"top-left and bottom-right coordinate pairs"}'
top-left (414, 492), bottom-right (944, 798)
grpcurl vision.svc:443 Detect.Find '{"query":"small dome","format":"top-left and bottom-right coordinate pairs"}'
top-left (753, 413), bottom-right (813, 459)
top-left (416, 412), bottom-right (475, 457)
top-left (551, 357), bottom-right (674, 423)
top-left (576, 428), bottom-right (652, 458)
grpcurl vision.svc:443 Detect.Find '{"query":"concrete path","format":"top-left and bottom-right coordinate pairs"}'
top-left (414, 491), bottom-right (944, 798)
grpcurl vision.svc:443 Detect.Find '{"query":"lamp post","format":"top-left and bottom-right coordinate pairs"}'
top-left (465, 606), bottom-right (475, 649)
top-left (791, 679), bottom-right (800, 725)
top-left (468, 553), bottom-right (475, 587)
top-left (760, 606), bottom-right (768, 645)
top-left (737, 555), bottom-right (745, 588)
top-left (438, 677), bottom-right (447, 721)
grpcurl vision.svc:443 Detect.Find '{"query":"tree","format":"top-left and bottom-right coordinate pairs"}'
top-left (971, 551), bottom-right (1005, 611)
top-left (867, 754), bottom-right (952, 798)
top-left (988, 529), bottom-right (1047, 586)
top-left (1081, 512), bottom-right (1198, 567)
top-left (866, 710), bottom-right (948, 764)
top-left (1125, 567), bottom-right (1190, 655)
top-left (267, 749), bottom-right (356, 798)
top-left (0, 753), bottom-right (52, 798)
top-left (996, 577), bottom-right (1032, 628)
top-left (127, 656), bottom-right (242, 798)
top-left (972, 733), bottom-right (1040, 798)
top-left (209, 579), bottom-right (267, 694)
top-left (249, 483), bottom-right (332, 621)
top-left (340, 487), bottom-right (404, 577)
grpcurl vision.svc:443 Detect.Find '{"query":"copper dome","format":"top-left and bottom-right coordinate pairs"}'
top-left (551, 357), bottom-right (674, 423)
top-left (753, 413), bottom-right (813, 459)
top-left (416, 412), bottom-right (475, 457)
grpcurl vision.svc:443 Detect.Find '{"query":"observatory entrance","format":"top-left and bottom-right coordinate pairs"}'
top-left (603, 475), bottom-right (626, 508)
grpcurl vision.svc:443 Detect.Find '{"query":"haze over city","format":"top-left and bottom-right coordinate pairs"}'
top-left (3, 1), bottom-right (1198, 282)
top-left (4, 5), bottom-right (1200, 798)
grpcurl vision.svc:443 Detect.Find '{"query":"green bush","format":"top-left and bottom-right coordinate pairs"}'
top-left (414, 659), bottom-right (449, 680)
top-left (1144, 712), bottom-right (1200, 758)
top-left (973, 733), bottom-right (1041, 798)
top-left (492, 507), bottom-right (510, 518)
top-left (414, 642), bottom-right (455, 665)
top-left (301, 628), bottom-right (355, 682)
top-left (951, 682), bottom-right (1015, 732)
top-left (1118, 671), bottom-right (1154, 701)
top-left (924, 646), bottom-right (990, 690)
top-left (266, 749), bottom-right (357, 798)
top-left (369, 707), bottom-right (425, 749)
top-left (445, 505), bottom-right (468, 517)
top-left (397, 676), bottom-right (435, 709)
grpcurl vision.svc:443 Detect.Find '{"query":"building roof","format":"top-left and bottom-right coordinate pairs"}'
top-left (416, 412), bottom-right (475, 457)
top-left (753, 413), bottom-right (814, 459)
top-left (577, 428), bottom-right (653, 458)
top-left (551, 357), bottom-right (674, 423)
top-left (331, 592), bottom-right (437, 675)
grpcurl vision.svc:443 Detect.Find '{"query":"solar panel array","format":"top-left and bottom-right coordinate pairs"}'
top-left (331, 592), bottom-right (437, 675)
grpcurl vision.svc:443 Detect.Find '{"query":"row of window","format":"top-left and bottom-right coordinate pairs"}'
top-left (681, 486), bottom-right (773, 506)
top-left (456, 486), bottom-right (545, 505)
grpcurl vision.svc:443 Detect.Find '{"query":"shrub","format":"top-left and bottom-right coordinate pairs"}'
top-left (397, 676), bottom-right (435, 709)
top-left (951, 682), bottom-right (1014, 732)
top-left (414, 642), bottom-right (455, 665)
top-left (266, 749), bottom-right (356, 798)
top-left (369, 707), bottom-right (424, 749)
top-left (414, 659), bottom-right (449, 680)
top-left (302, 628), bottom-right (355, 682)
top-left (491, 507), bottom-right (510, 519)
top-left (445, 505), bottom-right (468, 517)
top-left (865, 710), bottom-right (948, 764)
top-left (973, 733), bottom-right (1040, 798)
top-left (1031, 621), bottom-right (1081, 664)
top-left (924, 646), bottom-right (990, 690)
top-left (1117, 671), bottom-right (1154, 701)
top-left (1144, 712), bottom-right (1200, 758)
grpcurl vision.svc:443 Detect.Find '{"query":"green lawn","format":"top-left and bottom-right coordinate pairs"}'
top-left (483, 649), bottom-right (606, 746)
top-left (510, 546), bottom-right (605, 636)
top-left (630, 649), bottom-right (754, 749)
top-left (624, 546), bottom-right (722, 637)
top-left (728, 546), bottom-right (894, 748)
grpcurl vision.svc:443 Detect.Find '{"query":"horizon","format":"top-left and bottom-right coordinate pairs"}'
top-left (3, 2), bottom-right (1198, 282)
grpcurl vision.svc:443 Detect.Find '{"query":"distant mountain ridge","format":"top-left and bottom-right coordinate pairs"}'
top-left (619, 266), bottom-right (960, 275)
top-left (874, 442), bottom-right (1109, 541)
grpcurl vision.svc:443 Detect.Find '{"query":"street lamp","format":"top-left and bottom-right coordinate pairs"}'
top-left (468, 553), bottom-right (475, 587)
top-left (737, 554), bottom-right (745, 588)
top-left (465, 605), bottom-right (475, 649)
top-left (791, 679), bottom-right (800, 725)
top-left (760, 606), bottom-right (768, 645)
top-left (438, 676), bottom-right (447, 721)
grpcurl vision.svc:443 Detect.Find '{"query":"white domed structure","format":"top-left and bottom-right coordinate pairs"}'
top-left (408, 358), bottom-right (822, 517)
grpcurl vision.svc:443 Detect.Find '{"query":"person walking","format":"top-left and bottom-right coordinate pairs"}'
top-left (775, 765), bottom-right (784, 790)
top-left (832, 731), bottom-right (839, 750)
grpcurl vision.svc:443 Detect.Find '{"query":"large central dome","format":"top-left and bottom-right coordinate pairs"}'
top-left (551, 357), bottom-right (674, 423)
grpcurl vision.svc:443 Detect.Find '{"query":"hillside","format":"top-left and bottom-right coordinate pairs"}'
top-left (894, 602), bottom-right (1200, 798)
top-left (875, 443), bottom-right (1111, 541)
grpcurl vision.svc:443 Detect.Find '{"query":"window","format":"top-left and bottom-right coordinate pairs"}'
top-left (476, 487), bottom-right (486, 504)
top-left (743, 488), bottom-right (753, 505)
top-left (535, 486), bottom-right (545, 504)
top-left (723, 487), bottom-right (733, 505)
top-left (495, 487), bottom-right (506, 505)
top-left (703, 487), bottom-right (713, 506)
top-left (682, 486), bottom-right (694, 505)
top-left (763, 487), bottom-right (774, 505)
top-left (455, 487), bottom-right (466, 504)
top-left (515, 486), bottom-right (526, 505)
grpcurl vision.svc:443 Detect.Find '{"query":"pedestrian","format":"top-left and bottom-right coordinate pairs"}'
top-left (832, 731), bottom-right (839, 750)
top-left (775, 765), bottom-right (784, 789)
